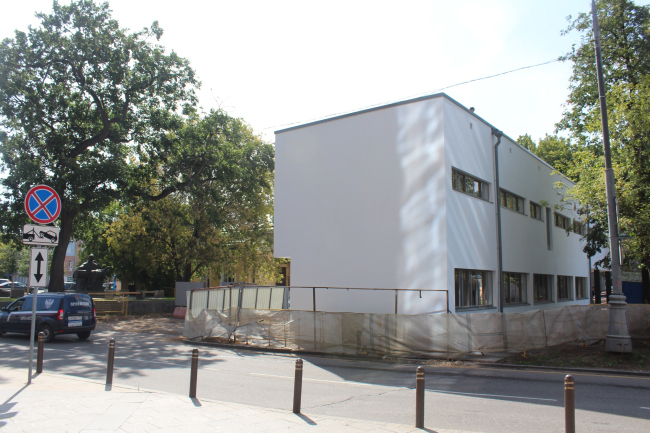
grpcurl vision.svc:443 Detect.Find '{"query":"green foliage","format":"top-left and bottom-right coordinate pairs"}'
top-left (0, 1), bottom-right (198, 291)
top-left (0, 243), bottom-right (29, 278)
top-left (517, 134), bottom-right (576, 180)
top-left (79, 110), bottom-right (276, 289)
top-left (559, 0), bottom-right (650, 270)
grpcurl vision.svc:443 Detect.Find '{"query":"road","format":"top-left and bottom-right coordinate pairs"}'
top-left (1, 323), bottom-right (648, 432)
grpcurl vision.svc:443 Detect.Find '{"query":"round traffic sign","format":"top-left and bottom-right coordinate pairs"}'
top-left (24, 185), bottom-right (61, 224)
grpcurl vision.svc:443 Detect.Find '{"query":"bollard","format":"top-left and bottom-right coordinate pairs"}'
top-left (565, 375), bottom-right (575, 433)
top-left (416, 366), bottom-right (425, 428)
top-left (293, 358), bottom-right (303, 413)
top-left (189, 349), bottom-right (199, 398)
top-left (106, 339), bottom-right (115, 385)
top-left (36, 332), bottom-right (44, 374)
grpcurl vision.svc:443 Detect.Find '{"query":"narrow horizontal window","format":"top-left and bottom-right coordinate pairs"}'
top-left (451, 168), bottom-right (489, 201)
top-left (500, 189), bottom-right (525, 214)
top-left (554, 212), bottom-right (571, 230)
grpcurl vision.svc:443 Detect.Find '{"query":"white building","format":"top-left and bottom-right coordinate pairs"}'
top-left (274, 93), bottom-right (591, 315)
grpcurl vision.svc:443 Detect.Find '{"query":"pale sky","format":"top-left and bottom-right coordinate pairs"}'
top-left (2, 0), bottom-right (648, 143)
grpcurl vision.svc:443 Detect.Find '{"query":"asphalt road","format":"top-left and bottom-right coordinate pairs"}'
top-left (1, 325), bottom-right (649, 432)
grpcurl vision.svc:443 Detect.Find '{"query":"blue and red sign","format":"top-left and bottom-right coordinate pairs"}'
top-left (24, 185), bottom-right (61, 224)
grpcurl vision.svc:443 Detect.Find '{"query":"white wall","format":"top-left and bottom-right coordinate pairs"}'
top-left (275, 94), bottom-right (590, 315)
top-left (275, 97), bottom-right (448, 313)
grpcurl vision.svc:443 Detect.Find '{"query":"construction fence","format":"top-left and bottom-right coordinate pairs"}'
top-left (183, 286), bottom-right (650, 358)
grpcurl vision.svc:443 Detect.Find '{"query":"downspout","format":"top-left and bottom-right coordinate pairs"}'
top-left (492, 128), bottom-right (504, 313)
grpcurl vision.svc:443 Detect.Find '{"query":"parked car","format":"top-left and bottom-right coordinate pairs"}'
top-left (0, 282), bottom-right (27, 289)
top-left (0, 293), bottom-right (96, 342)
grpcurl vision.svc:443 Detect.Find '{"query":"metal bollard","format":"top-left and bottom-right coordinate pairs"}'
top-left (189, 349), bottom-right (199, 398)
top-left (106, 339), bottom-right (115, 385)
top-left (565, 375), bottom-right (575, 433)
top-left (36, 332), bottom-right (44, 374)
top-left (416, 366), bottom-right (425, 428)
top-left (293, 358), bottom-right (303, 413)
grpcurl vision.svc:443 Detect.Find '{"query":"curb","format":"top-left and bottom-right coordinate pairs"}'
top-left (478, 362), bottom-right (650, 377)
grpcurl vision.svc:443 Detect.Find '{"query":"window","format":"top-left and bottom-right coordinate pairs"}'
top-left (533, 274), bottom-right (553, 303)
top-left (554, 212), bottom-right (571, 230)
top-left (557, 276), bottom-right (573, 301)
top-left (68, 260), bottom-right (73, 271)
top-left (455, 269), bottom-right (492, 308)
top-left (573, 220), bottom-right (586, 235)
top-left (500, 190), bottom-right (525, 214)
top-left (452, 169), bottom-right (489, 201)
top-left (546, 208), bottom-right (552, 250)
top-left (530, 202), bottom-right (543, 221)
top-left (575, 277), bottom-right (588, 299)
top-left (503, 272), bottom-right (527, 304)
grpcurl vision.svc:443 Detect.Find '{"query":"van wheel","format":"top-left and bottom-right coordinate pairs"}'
top-left (39, 324), bottom-right (55, 343)
top-left (77, 331), bottom-right (91, 341)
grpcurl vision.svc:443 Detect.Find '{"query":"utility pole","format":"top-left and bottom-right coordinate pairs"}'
top-left (591, 0), bottom-right (632, 353)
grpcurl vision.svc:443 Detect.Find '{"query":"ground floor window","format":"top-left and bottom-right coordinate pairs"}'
top-left (503, 272), bottom-right (527, 304)
top-left (455, 269), bottom-right (492, 308)
top-left (557, 275), bottom-right (573, 300)
top-left (533, 274), bottom-right (553, 303)
top-left (575, 277), bottom-right (588, 299)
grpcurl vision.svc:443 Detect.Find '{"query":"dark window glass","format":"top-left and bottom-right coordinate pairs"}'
top-left (534, 274), bottom-right (553, 302)
top-left (504, 272), bottom-right (527, 304)
top-left (557, 276), bottom-right (572, 300)
top-left (452, 169), bottom-right (489, 201)
top-left (455, 269), bottom-right (492, 308)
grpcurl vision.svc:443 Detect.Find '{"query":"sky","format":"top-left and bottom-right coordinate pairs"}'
top-left (2, 0), bottom-right (649, 143)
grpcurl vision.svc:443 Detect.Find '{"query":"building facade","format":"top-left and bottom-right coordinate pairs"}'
top-left (274, 93), bottom-right (590, 314)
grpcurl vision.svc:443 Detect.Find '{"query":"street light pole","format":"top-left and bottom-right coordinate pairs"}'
top-left (591, 0), bottom-right (632, 353)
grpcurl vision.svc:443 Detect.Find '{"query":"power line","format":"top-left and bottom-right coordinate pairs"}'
top-left (263, 57), bottom-right (562, 133)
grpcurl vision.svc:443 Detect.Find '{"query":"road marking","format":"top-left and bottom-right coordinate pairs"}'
top-left (641, 407), bottom-right (650, 410)
top-left (429, 389), bottom-right (557, 402)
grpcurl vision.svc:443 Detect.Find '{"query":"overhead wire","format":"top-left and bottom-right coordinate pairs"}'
top-left (262, 58), bottom-right (562, 133)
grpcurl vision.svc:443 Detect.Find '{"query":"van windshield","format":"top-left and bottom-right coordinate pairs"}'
top-left (64, 295), bottom-right (93, 313)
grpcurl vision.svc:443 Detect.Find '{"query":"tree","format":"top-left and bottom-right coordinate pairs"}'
top-left (517, 134), bottom-right (576, 180)
top-left (558, 0), bottom-right (650, 286)
top-left (0, 1), bottom-right (198, 291)
top-left (0, 243), bottom-right (29, 282)
top-left (79, 110), bottom-right (276, 289)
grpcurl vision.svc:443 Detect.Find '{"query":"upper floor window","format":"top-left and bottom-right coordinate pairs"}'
top-left (530, 202), bottom-right (543, 221)
top-left (554, 212), bottom-right (571, 230)
top-left (573, 219), bottom-right (586, 235)
top-left (452, 169), bottom-right (489, 201)
top-left (500, 189), bottom-right (525, 214)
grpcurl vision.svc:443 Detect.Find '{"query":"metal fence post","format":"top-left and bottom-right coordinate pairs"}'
top-left (106, 338), bottom-right (115, 385)
top-left (36, 332), bottom-right (44, 373)
top-left (189, 349), bottom-right (199, 398)
top-left (293, 358), bottom-right (303, 413)
top-left (565, 375), bottom-right (575, 433)
top-left (416, 366), bottom-right (425, 428)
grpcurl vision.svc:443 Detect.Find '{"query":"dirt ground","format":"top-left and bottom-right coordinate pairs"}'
top-left (497, 339), bottom-right (650, 371)
top-left (97, 313), bottom-right (184, 336)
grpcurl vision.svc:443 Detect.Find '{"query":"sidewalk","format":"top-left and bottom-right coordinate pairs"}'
top-left (0, 367), bottom-right (479, 433)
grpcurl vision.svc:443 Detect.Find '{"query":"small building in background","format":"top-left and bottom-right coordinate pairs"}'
top-left (274, 93), bottom-right (590, 314)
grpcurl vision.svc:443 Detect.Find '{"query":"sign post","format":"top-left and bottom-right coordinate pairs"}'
top-left (23, 185), bottom-right (61, 384)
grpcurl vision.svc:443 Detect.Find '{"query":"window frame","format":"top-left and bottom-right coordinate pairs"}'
top-left (503, 272), bottom-right (527, 305)
top-left (557, 275), bottom-right (573, 301)
top-left (500, 189), bottom-right (525, 214)
top-left (572, 219), bottom-right (586, 235)
top-left (451, 168), bottom-right (490, 202)
top-left (575, 277), bottom-right (588, 299)
top-left (530, 202), bottom-right (543, 221)
top-left (554, 212), bottom-right (571, 230)
top-left (533, 273), bottom-right (554, 303)
top-left (454, 268), bottom-right (493, 309)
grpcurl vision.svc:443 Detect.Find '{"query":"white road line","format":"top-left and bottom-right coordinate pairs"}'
top-left (248, 373), bottom-right (557, 401)
top-left (641, 407), bottom-right (650, 410)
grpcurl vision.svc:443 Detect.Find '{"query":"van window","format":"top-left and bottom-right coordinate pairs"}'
top-left (7, 299), bottom-right (25, 312)
top-left (64, 295), bottom-right (93, 313)
top-left (38, 297), bottom-right (61, 311)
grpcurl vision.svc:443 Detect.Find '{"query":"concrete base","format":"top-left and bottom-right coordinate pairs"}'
top-left (605, 294), bottom-right (633, 353)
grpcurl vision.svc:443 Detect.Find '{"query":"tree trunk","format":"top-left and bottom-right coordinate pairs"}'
top-left (642, 263), bottom-right (650, 305)
top-left (48, 208), bottom-right (75, 293)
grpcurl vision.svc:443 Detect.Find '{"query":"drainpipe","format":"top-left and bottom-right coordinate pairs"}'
top-left (492, 128), bottom-right (504, 313)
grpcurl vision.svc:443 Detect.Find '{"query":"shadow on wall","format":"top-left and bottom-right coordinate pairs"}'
top-left (396, 100), bottom-right (447, 313)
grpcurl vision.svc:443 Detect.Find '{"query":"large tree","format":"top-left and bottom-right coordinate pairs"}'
top-left (558, 0), bottom-right (650, 292)
top-left (0, 1), bottom-right (198, 291)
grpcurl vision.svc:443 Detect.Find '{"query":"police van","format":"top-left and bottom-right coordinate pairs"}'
top-left (0, 293), bottom-right (96, 342)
